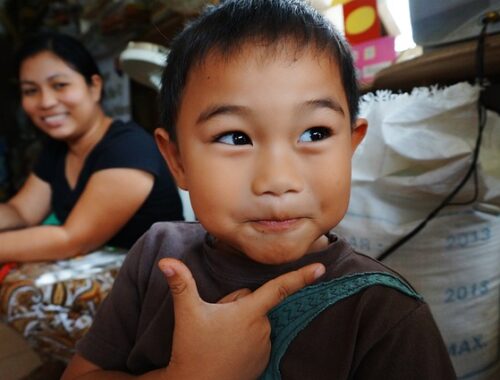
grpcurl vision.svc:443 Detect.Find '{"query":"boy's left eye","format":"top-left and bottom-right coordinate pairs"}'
top-left (215, 131), bottom-right (252, 145)
top-left (298, 127), bottom-right (332, 142)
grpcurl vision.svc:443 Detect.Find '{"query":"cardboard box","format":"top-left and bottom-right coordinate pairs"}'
top-left (0, 323), bottom-right (41, 380)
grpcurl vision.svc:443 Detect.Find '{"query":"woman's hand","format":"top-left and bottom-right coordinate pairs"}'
top-left (159, 258), bottom-right (325, 380)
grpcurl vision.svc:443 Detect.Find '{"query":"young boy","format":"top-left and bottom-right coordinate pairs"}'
top-left (64, 0), bottom-right (456, 379)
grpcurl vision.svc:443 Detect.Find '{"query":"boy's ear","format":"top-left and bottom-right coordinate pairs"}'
top-left (351, 118), bottom-right (368, 155)
top-left (154, 128), bottom-right (188, 190)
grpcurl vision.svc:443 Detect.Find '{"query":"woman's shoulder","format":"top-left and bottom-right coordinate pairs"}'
top-left (88, 119), bottom-right (161, 170)
top-left (105, 119), bottom-right (155, 144)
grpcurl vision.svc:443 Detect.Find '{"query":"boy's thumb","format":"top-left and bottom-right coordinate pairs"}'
top-left (158, 258), bottom-right (201, 309)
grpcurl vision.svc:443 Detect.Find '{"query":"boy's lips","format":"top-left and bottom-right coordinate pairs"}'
top-left (250, 217), bottom-right (303, 233)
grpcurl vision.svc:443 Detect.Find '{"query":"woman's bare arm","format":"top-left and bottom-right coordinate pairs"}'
top-left (0, 168), bottom-right (154, 262)
top-left (0, 174), bottom-right (52, 231)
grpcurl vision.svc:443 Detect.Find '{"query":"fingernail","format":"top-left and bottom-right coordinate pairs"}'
top-left (313, 265), bottom-right (325, 279)
top-left (160, 265), bottom-right (175, 277)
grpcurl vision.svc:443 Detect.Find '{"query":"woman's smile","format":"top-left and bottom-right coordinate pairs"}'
top-left (41, 113), bottom-right (69, 127)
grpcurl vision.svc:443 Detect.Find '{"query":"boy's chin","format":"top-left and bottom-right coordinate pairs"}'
top-left (240, 242), bottom-right (320, 265)
top-left (213, 228), bottom-right (331, 265)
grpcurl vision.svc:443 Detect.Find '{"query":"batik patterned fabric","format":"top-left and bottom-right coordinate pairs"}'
top-left (0, 249), bottom-right (126, 362)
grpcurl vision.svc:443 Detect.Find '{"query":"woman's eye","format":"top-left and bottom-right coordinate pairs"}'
top-left (299, 127), bottom-right (332, 142)
top-left (216, 131), bottom-right (252, 145)
top-left (53, 82), bottom-right (68, 90)
top-left (21, 88), bottom-right (37, 96)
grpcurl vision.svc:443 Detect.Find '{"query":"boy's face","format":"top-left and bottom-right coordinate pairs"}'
top-left (156, 44), bottom-right (367, 264)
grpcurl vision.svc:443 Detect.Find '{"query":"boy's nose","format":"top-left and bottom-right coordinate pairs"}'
top-left (251, 148), bottom-right (304, 196)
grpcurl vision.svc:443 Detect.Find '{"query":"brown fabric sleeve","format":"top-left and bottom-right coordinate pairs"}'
top-left (353, 303), bottom-right (457, 380)
top-left (75, 236), bottom-right (146, 371)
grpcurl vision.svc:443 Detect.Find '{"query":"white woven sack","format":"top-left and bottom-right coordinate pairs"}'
top-left (383, 210), bottom-right (500, 380)
top-left (335, 82), bottom-right (500, 379)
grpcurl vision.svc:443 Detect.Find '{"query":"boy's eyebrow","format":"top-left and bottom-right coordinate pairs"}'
top-left (302, 97), bottom-right (345, 116)
top-left (196, 97), bottom-right (345, 125)
top-left (196, 104), bottom-right (249, 124)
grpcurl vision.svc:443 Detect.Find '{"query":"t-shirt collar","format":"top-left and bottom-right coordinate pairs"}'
top-left (202, 232), bottom-right (350, 289)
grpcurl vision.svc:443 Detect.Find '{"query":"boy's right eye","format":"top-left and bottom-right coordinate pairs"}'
top-left (215, 131), bottom-right (252, 145)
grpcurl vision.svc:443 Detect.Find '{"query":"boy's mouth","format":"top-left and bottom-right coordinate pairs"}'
top-left (251, 218), bottom-right (302, 233)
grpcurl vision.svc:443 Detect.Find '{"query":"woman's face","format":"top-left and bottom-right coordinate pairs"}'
top-left (19, 51), bottom-right (102, 141)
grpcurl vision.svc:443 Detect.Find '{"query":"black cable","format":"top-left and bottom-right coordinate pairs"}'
top-left (378, 14), bottom-right (497, 261)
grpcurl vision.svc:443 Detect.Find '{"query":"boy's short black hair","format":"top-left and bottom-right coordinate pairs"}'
top-left (160, 0), bottom-right (359, 141)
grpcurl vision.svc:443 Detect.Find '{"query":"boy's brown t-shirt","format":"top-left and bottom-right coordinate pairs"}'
top-left (76, 222), bottom-right (456, 379)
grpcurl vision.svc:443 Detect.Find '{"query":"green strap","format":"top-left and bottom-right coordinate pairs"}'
top-left (260, 272), bottom-right (422, 380)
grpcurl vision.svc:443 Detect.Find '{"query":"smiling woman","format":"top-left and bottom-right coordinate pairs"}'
top-left (0, 32), bottom-right (183, 262)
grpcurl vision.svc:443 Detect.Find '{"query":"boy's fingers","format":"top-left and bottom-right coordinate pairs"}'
top-left (218, 288), bottom-right (252, 304)
top-left (158, 258), bottom-right (202, 309)
top-left (249, 263), bottom-right (325, 315)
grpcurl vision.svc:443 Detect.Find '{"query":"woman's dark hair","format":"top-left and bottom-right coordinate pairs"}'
top-left (16, 32), bottom-right (102, 89)
top-left (160, 0), bottom-right (359, 141)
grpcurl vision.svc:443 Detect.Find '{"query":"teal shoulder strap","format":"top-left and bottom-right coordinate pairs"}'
top-left (259, 272), bottom-right (422, 380)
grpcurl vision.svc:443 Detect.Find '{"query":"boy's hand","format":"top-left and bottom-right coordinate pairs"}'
top-left (158, 258), bottom-right (325, 380)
